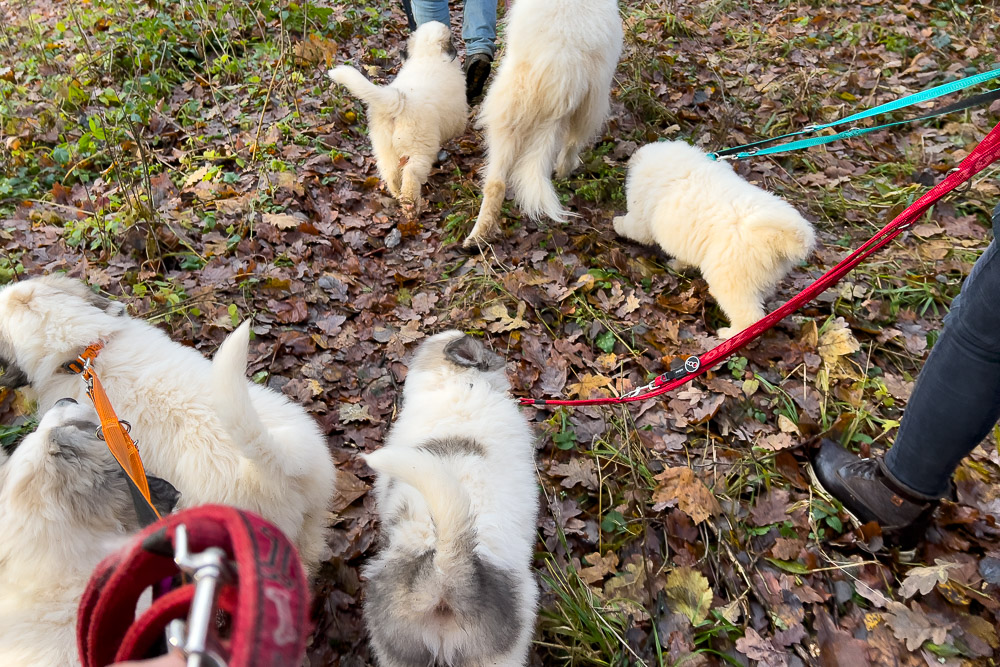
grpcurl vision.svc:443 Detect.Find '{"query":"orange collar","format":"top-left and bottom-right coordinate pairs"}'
top-left (65, 342), bottom-right (161, 525)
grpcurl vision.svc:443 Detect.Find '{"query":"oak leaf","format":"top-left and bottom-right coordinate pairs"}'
top-left (651, 466), bottom-right (721, 525)
top-left (898, 559), bottom-right (961, 599)
top-left (735, 628), bottom-right (788, 667)
top-left (549, 457), bottom-right (599, 490)
top-left (884, 601), bottom-right (951, 651)
top-left (578, 551), bottom-right (619, 585)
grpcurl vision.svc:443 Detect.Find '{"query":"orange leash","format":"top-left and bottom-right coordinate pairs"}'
top-left (65, 343), bottom-right (160, 523)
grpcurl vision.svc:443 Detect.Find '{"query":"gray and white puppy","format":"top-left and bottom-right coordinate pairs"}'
top-left (0, 399), bottom-right (178, 667)
top-left (362, 331), bottom-right (539, 667)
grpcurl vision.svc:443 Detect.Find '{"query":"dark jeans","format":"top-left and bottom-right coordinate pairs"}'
top-left (885, 203), bottom-right (1000, 496)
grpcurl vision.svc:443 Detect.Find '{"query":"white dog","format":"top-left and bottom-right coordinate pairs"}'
top-left (614, 141), bottom-right (816, 338)
top-left (464, 0), bottom-right (623, 248)
top-left (329, 21), bottom-right (468, 216)
top-left (0, 274), bottom-right (336, 573)
top-left (362, 331), bottom-right (539, 666)
top-left (0, 399), bottom-right (178, 667)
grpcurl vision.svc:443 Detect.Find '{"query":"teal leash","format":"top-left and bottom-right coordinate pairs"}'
top-left (709, 66), bottom-right (1000, 161)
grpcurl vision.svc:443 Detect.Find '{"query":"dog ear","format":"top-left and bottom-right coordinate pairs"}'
top-left (0, 360), bottom-right (28, 389)
top-left (147, 474), bottom-right (181, 516)
top-left (445, 38), bottom-right (457, 60)
top-left (444, 335), bottom-right (505, 373)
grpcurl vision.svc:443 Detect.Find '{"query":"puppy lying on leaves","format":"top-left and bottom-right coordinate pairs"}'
top-left (329, 21), bottom-right (468, 218)
top-left (614, 140), bottom-right (816, 338)
top-left (0, 274), bottom-right (336, 574)
top-left (0, 399), bottom-right (178, 667)
top-left (363, 331), bottom-right (539, 667)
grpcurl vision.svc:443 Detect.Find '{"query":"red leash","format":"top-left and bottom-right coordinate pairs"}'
top-left (522, 120), bottom-right (1000, 408)
top-left (77, 505), bottom-right (310, 667)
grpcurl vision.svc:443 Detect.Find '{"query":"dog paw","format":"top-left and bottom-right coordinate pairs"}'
top-left (716, 327), bottom-right (735, 340)
top-left (612, 215), bottom-right (626, 235)
top-left (461, 235), bottom-right (490, 254)
top-left (399, 199), bottom-right (420, 220)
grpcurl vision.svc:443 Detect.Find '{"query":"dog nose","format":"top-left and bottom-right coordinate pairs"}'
top-left (56, 397), bottom-right (78, 406)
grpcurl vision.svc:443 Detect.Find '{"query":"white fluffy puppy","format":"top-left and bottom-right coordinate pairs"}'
top-left (0, 399), bottom-right (178, 667)
top-left (464, 0), bottom-right (623, 248)
top-left (329, 21), bottom-right (468, 215)
top-left (362, 332), bottom-right (539, 667)
top-left (614, 141), bottom-right (816, 338)
top-left (0, 274), bottom-right (336, 573)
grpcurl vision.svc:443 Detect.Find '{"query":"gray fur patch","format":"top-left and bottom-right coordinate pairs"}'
top-left (443, 334), bottom-right (504, 373)
top-left (365, 550), bottom-right (437, 665)
top-left (83, 288), bottom-right (126, 316)
top-left (418, 436), bottom-right (485, 458)
top-left (465, 556), bottom-right (521, 655)
top-left (364, 548), bottom-right (521, 665)
top-left (0, 359), bottom-right (28, 388)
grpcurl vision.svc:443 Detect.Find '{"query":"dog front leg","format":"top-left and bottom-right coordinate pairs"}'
top-left (705, 270), bottom-right (767, 340)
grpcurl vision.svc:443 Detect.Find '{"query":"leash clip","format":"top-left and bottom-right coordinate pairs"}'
top-left (620, 356), bottom-right (701, 400)
top-left (167, 524), bottom-right (231, 667)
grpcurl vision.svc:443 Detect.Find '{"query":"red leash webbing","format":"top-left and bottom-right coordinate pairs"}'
top-left (522, 120), bottom-right (1000, 408)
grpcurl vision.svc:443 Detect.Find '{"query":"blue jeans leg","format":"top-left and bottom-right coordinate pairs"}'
top-left (884, 204), bottom-right (1000, 496)
top-left (410, 0), bottom-right (450, 27)
top-left (462, 0), bottom-right (497, 57)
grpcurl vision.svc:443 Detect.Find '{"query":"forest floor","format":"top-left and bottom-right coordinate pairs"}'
top-left (2, 0), bottom-right (1000, 664)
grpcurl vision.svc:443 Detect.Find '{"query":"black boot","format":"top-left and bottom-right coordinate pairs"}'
top-left (812, 439), bottom-right (944, 548)
top-left (464, 53), bottom-right (492, 104)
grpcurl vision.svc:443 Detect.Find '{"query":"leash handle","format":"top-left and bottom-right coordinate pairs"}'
top-left (67, 342), bottom-right (160, 522)
top-left (77, 506), bottom-right (310, 667)
top-left (522, 119), bottom-right (1000, 408)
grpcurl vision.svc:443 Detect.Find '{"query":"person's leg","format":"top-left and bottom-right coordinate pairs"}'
top-left (461, 0), bottom-right (497, 58)
top-left (409, 0), bottom-right (450, 27)
top-left (813, 203), bottom-right (1000, 546)
top-left (884, 205), bottom-right (1000, 495)
top-left (461, 0), bottom-right (498, 103)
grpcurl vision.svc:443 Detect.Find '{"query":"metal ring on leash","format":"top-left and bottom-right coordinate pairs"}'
top-left (947, 168), bottom-right (973, 193)
top-left (96, 420), bottom-right (132, 441)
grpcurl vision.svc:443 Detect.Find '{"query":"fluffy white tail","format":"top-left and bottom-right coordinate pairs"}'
top-left (364, 447), bottom-right (476, 570)
top-left (328, 65), bottom-right (404, 116)
top-left (211, 321), bottom-right (282, 467)
top-left (509, 120), bottom-right (568, 223)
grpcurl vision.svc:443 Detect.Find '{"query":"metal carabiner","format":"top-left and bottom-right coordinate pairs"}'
top-left (166, 524), bottom-right (232, 667)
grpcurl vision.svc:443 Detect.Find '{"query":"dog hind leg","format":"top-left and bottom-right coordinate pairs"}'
top-left (399, 152), bottom-right (434, 217)
top-left (465, 128), bottom-right (518, 248)
top-left (555, 85), bottom-right (610, 179)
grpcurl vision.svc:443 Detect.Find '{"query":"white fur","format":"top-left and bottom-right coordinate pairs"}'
top-left (0, 275), bottom-right (337, 573)
top-left (329, 22), bottom-right (468, 215)
top-left (465, 0), bottom-right (623, 247)
top-left (362, 331), bottom-right (539, 667)
top-left (614, 141), bottom-right (816, 338)
top-left (0, 401), bottom-right (141, 667)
